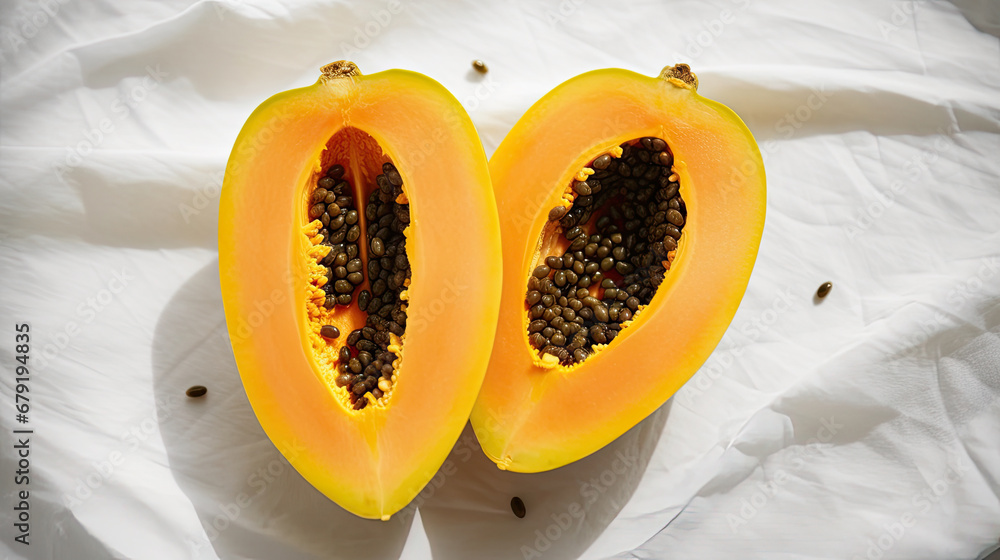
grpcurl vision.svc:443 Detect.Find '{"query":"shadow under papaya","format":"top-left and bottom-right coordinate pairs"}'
top-left (416, 402), bottom-right (672, 560)
top-left (150, 260), bottom-right (411, 560)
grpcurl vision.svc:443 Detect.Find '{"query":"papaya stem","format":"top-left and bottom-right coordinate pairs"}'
top-left (321, 61), bottom-right (362, 80)
top-left (658, 64), bottom-right (698, 91)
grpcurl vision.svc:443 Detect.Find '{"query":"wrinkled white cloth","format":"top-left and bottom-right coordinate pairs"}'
top-left (1, 0), bottom-right (998, 559)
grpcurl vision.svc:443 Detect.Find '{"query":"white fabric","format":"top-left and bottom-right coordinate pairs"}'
top-left (1, 1), bottom-right (999, 559)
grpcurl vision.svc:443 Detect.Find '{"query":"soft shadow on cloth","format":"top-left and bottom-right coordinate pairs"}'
top-left (151, 260), bottom-right (670, 560)
top-left (151, 261), bottom-right (411, 560)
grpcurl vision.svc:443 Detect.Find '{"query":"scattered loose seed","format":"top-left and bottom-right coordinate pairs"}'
top-left (816, 281), bottom-right (833, 299)
top-left (185, 385), bottom-right (207, 398)
top-left (472, 60), bottom-right (488, 74)
top-left (510, 496), bottom-right (526, 518)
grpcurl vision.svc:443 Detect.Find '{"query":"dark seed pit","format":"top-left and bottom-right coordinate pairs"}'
top-left (309, 160), bottom-right (412, 409)
top-left (524, 138), bottom-right (685, 366)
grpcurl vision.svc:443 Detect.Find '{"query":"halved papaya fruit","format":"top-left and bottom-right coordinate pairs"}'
top-left (472, 65), bottom-right (766, 472)
top-left (219, 61), bottom-right (501, 519)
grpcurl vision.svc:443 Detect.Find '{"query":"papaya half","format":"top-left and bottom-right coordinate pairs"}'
top-left (219, 61), bottom-right (501, 519)
top-left (472, 65), bottom-right (766, 472)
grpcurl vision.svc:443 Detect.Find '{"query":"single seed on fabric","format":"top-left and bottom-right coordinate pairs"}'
top-left (511, 497), bottom-right (526, 518)
top-left (816, 282), bottom-right (833, 298)
top-left (472, 59), bottom-right (488, 73)
top-left (320, 325), bottom-right (340, 339)
top-left (185, 385), bottom-right (207, 398)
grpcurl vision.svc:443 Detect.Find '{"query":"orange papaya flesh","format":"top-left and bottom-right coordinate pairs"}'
top-left (472, 65), bottom-right (766, 473)
top-left (219, 61), bottom-right (501, 519)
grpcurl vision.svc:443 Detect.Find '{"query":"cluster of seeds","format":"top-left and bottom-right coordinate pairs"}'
top-left (526, 138), bottom-right (686, 365)
top-left (314, 164), bottom-right (364, 307)
top-left (314, 162), bottom-right (411, 410)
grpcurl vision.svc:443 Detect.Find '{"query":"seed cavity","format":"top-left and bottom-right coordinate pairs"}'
top-left (525, 138), bottom-right (685, 366)
top-left (305, 157), bottom-right (412, 410)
